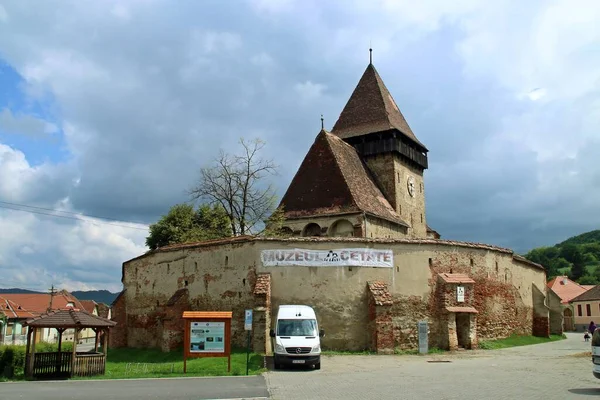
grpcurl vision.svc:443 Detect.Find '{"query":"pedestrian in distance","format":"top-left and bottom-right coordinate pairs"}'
top-left (585, 330), bottom-right (591, 341)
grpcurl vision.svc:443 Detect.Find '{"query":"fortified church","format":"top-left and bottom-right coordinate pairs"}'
top-left (110, 56), bottom-right (552, 354)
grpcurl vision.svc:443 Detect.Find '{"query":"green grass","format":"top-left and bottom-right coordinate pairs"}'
top-left (478, 334), bottom-right (565, 350)
top-left (77, 347), bottom-right (265, 380)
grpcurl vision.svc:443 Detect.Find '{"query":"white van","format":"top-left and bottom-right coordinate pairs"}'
top-left (270, 305), bottom-right (324, 370)
top-left (592, 330), bottom-right (600, 378)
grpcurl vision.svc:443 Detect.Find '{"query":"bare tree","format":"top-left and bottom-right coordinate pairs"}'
top-left (189, 138), bottom-right (278, 236)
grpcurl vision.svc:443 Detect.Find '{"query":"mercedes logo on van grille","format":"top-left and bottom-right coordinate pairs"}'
top-left (295, 348), bottom-right (301, 354)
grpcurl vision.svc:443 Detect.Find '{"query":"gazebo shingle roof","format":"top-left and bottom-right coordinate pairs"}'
top-left (24, 308), bottom-right (116, 328)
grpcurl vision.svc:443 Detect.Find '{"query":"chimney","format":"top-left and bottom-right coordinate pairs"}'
top-left (562, 278), bottom-right (568, 285)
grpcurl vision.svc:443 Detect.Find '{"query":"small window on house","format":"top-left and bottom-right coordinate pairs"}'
top-left (587, 304), bottom-right (592, 316)
top-left (194, 262), bottom-right (198, 271)
top-left (420, 214), bottom-right (423, 223)
top-left (397, 172), bottom-right (400, 182)
top-left (184, 280), bottom-right (188, 287)
top-left (399, 205), bottom-right (402, 214)
top-left (428, 258), bottom-right (432, 267)
top-left (578, 304), bottom-right (583, 316)
top-left (225, 256), bottom-right (229, 266)
top-left (396, 266), bottom-right (400, 272)
top-left (495, 262), bottom-right (499, 273)
top-left (470, 258), bottom-right (474, 267)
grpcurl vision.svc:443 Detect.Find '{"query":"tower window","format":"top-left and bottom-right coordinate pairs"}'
top-left (420, 214), bottom-right (423, 223)
top-left (428, 258), bottom-right (432, 267)
top-left (420, 184), bottom-right (423, 193)
top-left (397, 172), bottom-right (400, 182)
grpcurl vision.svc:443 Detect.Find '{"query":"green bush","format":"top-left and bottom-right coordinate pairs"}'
top-left (0, 341), bottom-right (75, 377)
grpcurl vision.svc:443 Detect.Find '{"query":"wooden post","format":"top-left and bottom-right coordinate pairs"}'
top-left (56, 328), bottom-right (64, 375)
top-left (28, 327), bottom-right (37, 377)
top-left (102, 328), bottom-right (108, 354)
top-left (25, 327), bottom-right (34, 377)
top-left (93, 328), bottom-right (99, 352)
top-left (70, 328), bottom-right (79, 377)
top-left (183, 320), bottom-right (189, 373)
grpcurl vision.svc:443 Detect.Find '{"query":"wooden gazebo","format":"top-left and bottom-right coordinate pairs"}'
top-left (23, 309), bottom-right (116, 379)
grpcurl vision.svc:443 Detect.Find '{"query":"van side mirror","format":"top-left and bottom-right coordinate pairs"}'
top-left (269, 329), bottom-right (275, 338)
top-left (319, 329), bottom-right (325, 337)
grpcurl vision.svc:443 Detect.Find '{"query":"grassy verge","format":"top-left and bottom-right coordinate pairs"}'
top-left (76, 347), bottom-right (265, 380)
top-left (478, 334), bottom-right (565, 350)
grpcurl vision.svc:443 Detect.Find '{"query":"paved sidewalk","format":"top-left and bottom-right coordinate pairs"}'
top-left (0, 375), bottom-right (269, 400)
top-left (265, 333), bottom-right (600, 400)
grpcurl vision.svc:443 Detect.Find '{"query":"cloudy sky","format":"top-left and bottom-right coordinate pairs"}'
top-left (0, 0), bottom-right (599, 292)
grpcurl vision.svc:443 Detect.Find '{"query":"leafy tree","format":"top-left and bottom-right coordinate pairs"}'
top-left (578, 275), bottom-right (599, 285)
top-left (260, 206), bottom-right (290, 237)
top-left (189, 138), bottom-right (278, 236)
top-left (561, 244), bottom-right (586, 280)
top-left (146, 203), bottom-right (232, 250)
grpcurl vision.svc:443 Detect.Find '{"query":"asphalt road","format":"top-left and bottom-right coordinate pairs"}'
top-left (0, 376), bottom-right (269, 400)
top-left (266, 332), bottom-right (600, 400)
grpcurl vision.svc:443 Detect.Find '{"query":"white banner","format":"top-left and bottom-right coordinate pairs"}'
top-left (261, 248), bottom-right (393, 268)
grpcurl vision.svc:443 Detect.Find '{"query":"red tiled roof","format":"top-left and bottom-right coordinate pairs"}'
top-left (367, 281), bottom-right (393, 306)
top-left (80, 300), bottom-right (97, 314)
top-left (438, 273), bottom-right (475, 284)
top-left (547, 276), bottom-right (590, 304)
top-left (0, 291), bottom-right (85, 315)
top-left (24, 308), bottom-right (117, 328)
top-left (331, 63), bottom-right (427, 151)
top-left (0, 296), bottom-right (36, 319)
top-left (253, 273), bottom-right (271, 295)
top-left (279, 130), bottom-right (408, 227)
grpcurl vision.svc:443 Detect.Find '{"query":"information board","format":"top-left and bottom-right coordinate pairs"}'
top-left (244, 309), bottom-right (253, 331)
top-left (457, 286), bottom-right (465, 303)
top-left (190, 321), bottom-right (225, 353)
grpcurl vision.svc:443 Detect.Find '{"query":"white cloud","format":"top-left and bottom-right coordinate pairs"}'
top-left (0, 108), bottom-right (58, 137)
top-left (294, 81), bottom-right (326, 102)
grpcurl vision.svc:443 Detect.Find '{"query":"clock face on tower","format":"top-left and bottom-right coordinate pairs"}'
top-left (407, 176), bottom-right (415, 197)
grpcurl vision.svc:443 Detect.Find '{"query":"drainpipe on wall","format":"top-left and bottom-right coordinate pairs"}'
top-left (363, 212), bottom-right (368, 238)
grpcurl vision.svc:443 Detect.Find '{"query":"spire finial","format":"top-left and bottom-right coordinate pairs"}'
top-left (369, 42), bottom-right (372, 65)
top-left (321, 114), bottom-right (324, 130)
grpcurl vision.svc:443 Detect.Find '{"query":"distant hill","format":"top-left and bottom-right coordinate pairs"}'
top-left (0, 288), bottom-right (42, 294)
top-left (71, 290), bottom-right (119, 305)
top-left (0, 288), bottom-right (119, 305)
top-left (525, 229), bottom-right (600, 285)
top-left (559, 230), bottom-right (600, 247)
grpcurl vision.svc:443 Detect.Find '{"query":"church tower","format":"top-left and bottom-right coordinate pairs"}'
top-left (331, 57), bottom-right (429, 238)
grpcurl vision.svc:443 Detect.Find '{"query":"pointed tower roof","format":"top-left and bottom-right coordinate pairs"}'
top-left (332, 63), bottom-right (427, 151)
top-left (280, 129), bottom-right (408, 226)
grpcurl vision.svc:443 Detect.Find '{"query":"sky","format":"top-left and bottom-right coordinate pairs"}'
top-left (0, 0), bottom-right (599, 292)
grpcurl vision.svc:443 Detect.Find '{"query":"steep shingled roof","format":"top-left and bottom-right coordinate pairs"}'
top-left (279, 129), bottom-right (408, 227)
top-left (0, 296), bottom-right (36, 319)
top-left (331, 63), bottom-right (427, 151)
top-left (571, 285), bottom-right (600, 303)
top-left (24, 309), bottom-right (116, 328)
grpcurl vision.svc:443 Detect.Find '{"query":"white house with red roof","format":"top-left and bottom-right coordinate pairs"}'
top-left (0, 290), bottom-right (85, 345)
top-left (547, 276), bottom-right (591, 331)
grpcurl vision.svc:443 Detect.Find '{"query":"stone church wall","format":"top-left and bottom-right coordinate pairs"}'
top-left (114, 237), bottom-right (546, 353)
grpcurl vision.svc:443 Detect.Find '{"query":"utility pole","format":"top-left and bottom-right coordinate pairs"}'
top-left (47, 284), bottom-right (57, 312)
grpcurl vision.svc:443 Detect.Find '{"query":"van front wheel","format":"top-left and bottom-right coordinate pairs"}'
top-left (314, 362), bottom-right (321, 370)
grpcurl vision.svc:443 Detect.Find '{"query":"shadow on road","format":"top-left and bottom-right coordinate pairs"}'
top-left (568, 388), bottom-right (600, 396)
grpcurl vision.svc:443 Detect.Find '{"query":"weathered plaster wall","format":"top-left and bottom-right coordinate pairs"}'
top-left (546, 289), bottom-right (564, 335)
top-left (365, 215), bottom-right (408, 239)
top-left (117, 237), bottom-right (546, 352)
top-left (282, 214), bottom-right (363, 237)
top-left (363, 154), bottom-right (427, 239)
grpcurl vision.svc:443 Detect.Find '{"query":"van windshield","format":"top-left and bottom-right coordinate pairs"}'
top-left (277, 319), bottom-right (317, 336)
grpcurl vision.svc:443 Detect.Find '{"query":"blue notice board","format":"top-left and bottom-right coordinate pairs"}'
top-left (245, 309), bottom-right (253, 331)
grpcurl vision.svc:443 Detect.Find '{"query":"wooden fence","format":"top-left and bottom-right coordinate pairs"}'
top-left (73, 353), bottom-right (106, 377)
top-left (32, 352), bottom-right (72, 379)
top-left (32, 352), bottom-right (106, 378)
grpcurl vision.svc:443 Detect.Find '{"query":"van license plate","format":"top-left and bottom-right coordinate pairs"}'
top-left (292, 360), bottom-right (305, 364)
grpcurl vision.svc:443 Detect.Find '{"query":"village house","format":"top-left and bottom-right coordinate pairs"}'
top-left (570, 285), bottom-right (600, 332)
top-left (546, 275), bottom-right (592, 332)
top-left (111, 57), bottom-right (550, 354)
top-left (0, 291), bottom-right (85, 345)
